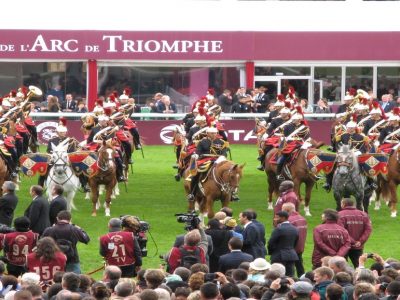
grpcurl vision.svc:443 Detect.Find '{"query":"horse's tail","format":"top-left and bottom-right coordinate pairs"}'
top-left (379, 177), bottom-right (391, 204)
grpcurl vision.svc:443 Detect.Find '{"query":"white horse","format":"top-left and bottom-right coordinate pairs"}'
top-left (46, 139), bottom-right (80, 211)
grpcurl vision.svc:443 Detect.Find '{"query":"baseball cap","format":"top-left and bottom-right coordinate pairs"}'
top-left (291, 281), bottom-right (313, 295)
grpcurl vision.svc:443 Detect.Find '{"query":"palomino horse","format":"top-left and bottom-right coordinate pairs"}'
top-left (46, 140), bottom-right (79, 211)
top-left (183, 159), bottom-right (244, 219)
top-left (89, 143), bottom-right (117, 217)
top-left (375, 149), bottom-right (400, 217)
top-left (332, 145), bottom-right (365, 211)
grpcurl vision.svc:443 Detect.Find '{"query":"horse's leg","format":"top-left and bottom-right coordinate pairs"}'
top-left (206, 195), bottom-right (215, 219)
top-left (333, 191), bottom-right (342, 211)
top-left (304, 181), bottom-right (313, 217)
top-left (389, 180), bottom-right (398, 218)
top-left (91, 184), bottom-right (99, 217)
top-left (266, 172), bottom-right (275, 210)
top-left (221, 192), bottom-right (230, 211)
top-left (104, 184), bottom-right (113, 217)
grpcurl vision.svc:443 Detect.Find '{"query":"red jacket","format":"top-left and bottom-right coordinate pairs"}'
top-left (274, 189), bottom-right (299, 214)
top-left (168, 245), bottom-right (206, 273)
top-left (338, 206), bottom-right (372, 250)
top-left (288, 211), bottom-right (307, 254)
top-left (312, 220), bottom-right (351, 268)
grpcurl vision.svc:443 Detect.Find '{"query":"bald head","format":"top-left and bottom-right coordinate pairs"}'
top-left (282, 203), bottom-right (296, 214)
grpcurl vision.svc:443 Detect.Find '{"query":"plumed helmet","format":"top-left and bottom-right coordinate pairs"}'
top-left (206, 127), bottom-right (218, 133)
top-left (56, 125), bottom-right (68, 133)
top-left (346, 121), bottom-right (357, 128)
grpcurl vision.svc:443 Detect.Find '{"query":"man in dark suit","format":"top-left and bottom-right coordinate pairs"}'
top-left (218, 237), bottom-right (253, 273)
top-left (61, 94), bottom-right (77, 112)
top-left (336, 95), bottom-right (354, 114)
top-left (24, 185), bottom-right (51, 235)
top-left (0, 181), bottom-right (18, 227)
top-left (255, 86), bottom-right (270, 113)
top-left (49, 184), bottom-right (68, 225)
top-left (380, 94), bottom-right (396, 113)
top-left (239, 210), bottom-right (266, 259)
top-left (268, 211), bottom-right (299, 277)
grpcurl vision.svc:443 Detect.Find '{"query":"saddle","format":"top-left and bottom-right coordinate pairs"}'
top-left (268, 148), bottom-right (301, 166)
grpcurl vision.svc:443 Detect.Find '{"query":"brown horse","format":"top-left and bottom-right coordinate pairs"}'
top-left (264, 145), bottom-right (325, 216)
top-left (376, 149), bottom-right (400, 217)
top-left (183, 160), bottom-right (245, 219)
top-left (0, 156), bottom-right (10, 195)
top-left (88, 143), bottom-right (117, 217)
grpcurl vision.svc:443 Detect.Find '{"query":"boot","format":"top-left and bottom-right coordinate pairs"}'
top-left (257, 163), bottom-right (265, 171)
top-left (323, 172), bottom-right (333, 192)
top-left (276, 156), bottom-right (286, 181)
top-left (174, 174), bottom-right (181, 181)
top-left (115, 158), bottom-right (127, 182)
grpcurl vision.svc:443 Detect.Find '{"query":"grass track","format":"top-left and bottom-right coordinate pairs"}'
top-left (13, 145), bottom-right (400, 278)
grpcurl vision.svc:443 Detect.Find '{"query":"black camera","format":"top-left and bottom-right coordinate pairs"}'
top-left (120, 215), bottom-right (150, 257)
top-left (204, 273), bottom-right (218, 282)
top-left (367, 253), bottom-right (374, 259)
top-left (175, 213), bottom-right (201, 231)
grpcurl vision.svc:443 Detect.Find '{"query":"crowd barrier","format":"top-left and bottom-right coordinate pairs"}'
top-left (30, 113), bottom-right (335, 145)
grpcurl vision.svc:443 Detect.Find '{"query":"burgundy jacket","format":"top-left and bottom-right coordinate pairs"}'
top-left (288, 211), bottom-right (307, 254)
top-left (338, 206), bottom-right (372, 250)
top-left (312, 220), bottom-right (351, 268)
top-left (274, 189), bottom-right (299, 214)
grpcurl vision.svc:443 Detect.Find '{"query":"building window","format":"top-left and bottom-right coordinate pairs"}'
top-left (377, 67), bottom-right (400, 99)
top-left (345, 67), bottom-right (373, 93)
top-left (255, 66), bottom-right (310, 76)
top-left (98, 66), bottom-right (240, 112)
top-left (314, 67), bottom-right (342, 102)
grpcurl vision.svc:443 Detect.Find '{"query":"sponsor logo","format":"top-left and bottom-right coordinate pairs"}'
top-left (37, 121), bottom-right (58, 144)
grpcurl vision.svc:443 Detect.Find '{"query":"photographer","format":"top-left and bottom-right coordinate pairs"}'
top-left (42, 210), bottom-right (90, 274)
top-left (99, 216), bottom-right (143, 278)
top-left (167, 223), bottom-right (208, 273)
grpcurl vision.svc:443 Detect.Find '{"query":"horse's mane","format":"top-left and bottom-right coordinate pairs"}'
top-left (338, 144), bottom-right (359, 172)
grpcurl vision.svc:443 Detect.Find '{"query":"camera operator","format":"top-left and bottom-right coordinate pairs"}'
top-left (99, 216), bottom-right (142, 277)
top-left (42, 210), bottom-right (90, 274)
top-left (167, 222), bottom-right (209, 273)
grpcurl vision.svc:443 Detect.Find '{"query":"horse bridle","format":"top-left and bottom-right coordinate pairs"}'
top-left (97, 147), bottom-right (114, 172)
top-left (212, 163), bottom-right (238, 194)
top-left (48, 151), bottom-right (74, 186)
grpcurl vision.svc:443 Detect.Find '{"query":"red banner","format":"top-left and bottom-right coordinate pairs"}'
top-left (35, 119), bottom-right (333, 146)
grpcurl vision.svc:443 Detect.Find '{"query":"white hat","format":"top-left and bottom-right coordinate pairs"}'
top-left (119, 94), bottom-right (129, 100)
top-left (21, 272), bottom-right (40, 285)
top-left (103, 102), bottom-right (116, 108)
top-left (369, 108), bottom-right (382, 115)
top-left (56, 125), bottom-right (67, 133)
top-left (280, 107), bottom-right (291, 114)
top-left (2, 99), bottom-right (11, 107)
top-left (346, 121), bottom-right (357, 128)
top-left (98, 115), bottom-right (109, 122)
top-left (389, 115), bottom-right (400, 121)
top-left (291, 113), bottom-right (303, 120)
top-left (344, 95), bottom-right (354, 101)
top-left (195, 115), bottom-right (206, 122)
top-left (93, 106), bottom-right (104, 114)
top-left (249, 258), bottom-right (271, 271)
top-left (274, 101), bottom-right (285, 107)
top-left (206, 127), bottom-right (218, 133)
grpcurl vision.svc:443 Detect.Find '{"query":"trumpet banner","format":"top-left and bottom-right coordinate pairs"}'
top-left (69, 151), bottom-right (99, 177)
top-left (358, 153), bottom-right (389, 176)
top-left (306, 150), bottom-right (336, 174)
top-left (19, 153), bottom-right (51, 176)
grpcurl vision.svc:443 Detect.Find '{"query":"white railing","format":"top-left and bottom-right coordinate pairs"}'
top-left (30, 112), bottom-right (337, 120)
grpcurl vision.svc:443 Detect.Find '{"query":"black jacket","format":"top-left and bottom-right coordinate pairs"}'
top-left (24, 196), bottom-right (51, 235)
top-left (218, 250), bottom-right (254, 273)
top-left (267, 222), bottom-right (299, 263)
top-left (49, 195), bottom-right (68, 225)
top-left (0, 193), bottom-right (18, 227)
top-left (42, 221), bottom-right (90, 263)
top-left (242, 222), bottom-right (266, 259)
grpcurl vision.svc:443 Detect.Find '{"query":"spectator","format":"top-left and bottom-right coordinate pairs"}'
top-left (328, 256), bottom-right (352, 275)
top-left (239, 210), bottom-right (265, 259)
top-left (114, 280), bottom-right (135, 298)
top-left (61, 94), bottom-right (76, 112)
top-left (99, 216), bottom-right (142, 277)
top-left (24, 283), bottom-right (43, 300)
top-left (315, 98), bottom-right (332, 114)
top-left (205, 219), bottom-right (231, 272)
top-left (313, 267), bottom-right (334, 300)
top-left (75, 99), bottom-right (88, 113)
top-left (268, 211), bottom-right (299, 277)
top-left (380, 94), bottom-right (396, 113)
top-left (150, 92), bottom-right (164, 112)
top-left (218, 237), bottom-right (253, 273)
top-left (247, 258), bottom-right (271, 283)
top-left (20, 272), bottom-right (40, 288)
top-left (338, 198), bottom-right (372, 268)
top-left (24, 185), bottom-right (51, 235)
top-left (200, 282), bottom-right (219, 300)
top-left (334, 272), bottom-right (354, 300)
top-left (300, 99), bottom-right (314, 114)
top-left (218, 89), bottom-right (233, 113)
top-left (4, 217), bottom-right (38, 277)
top-left (49, 184), bottom-right (67, 225)
top-left (289, 281), bottom-right (314, 300)
top-left (274, 181), bottom-right (299, 216)
top-left (282, 202), bottom-right (307, 277)
top-left (353, 283), bottom-right (375, 300)
top-left (326, 283), bottom-right (344, 300)
top-left (157, 95), bottom-right (177, 114)
top-left (312, 209), bottom-right (351, 269)
top-left (0, 181), bottom-right (18, 227)
top-left (26, 236), bottom-right (67, 283)
top-left (223, 217), bottom-right (243, 240)
top-left (254, 86), bottom-right (270, 113)
top-left (13, 290), bottom-right (32, 300)
top-left (144, 269), bottom-right (165, 289)
top-left (47, 96), bottom-right (61, 112)
top-left (102, 265), bottom-right (121, 292)
top-left (247, 209), bottom-right (266, 252)
top-left (42, 210), bottom-right (90, 274)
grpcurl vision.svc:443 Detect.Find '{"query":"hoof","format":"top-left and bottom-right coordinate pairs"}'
top-left (374, 205), bottom-right (381, 210)
top-left (96, 201), bottom-right (100, 210)
top-left (304, 207), bottom-right (312, 217)
top-left (91, 212), bottom-right (97, 217)
top-left (111, 194), bottom-right (116, 199)
top-left (85, 193), bottom-right (90, 200)
top-left (267, 203), bottom-right (273, 210)
top-left (105, 208), bottom-right (110, 217)
top-left (391, 211), bottom-right (397, 218)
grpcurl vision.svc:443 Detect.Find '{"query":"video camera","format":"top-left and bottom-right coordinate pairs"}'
top-left (175, 212), bottom-right (201, 231)
top-left (120, 215), bottom-right (150, 257)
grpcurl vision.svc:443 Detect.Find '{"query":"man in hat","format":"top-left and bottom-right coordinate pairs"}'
top-left (336, 92), bottom-right (355, 114)
top-left (187, 115), bottom-right (208, 145)
top-left (268, 211), bottom-right (299, 277)
top-left (274, 180), bottom-right (299, 215)
top-left (363, 103), bottom-right (385, 141)
top-left (218, 237), bottom-right (253, 273)
top-left (0, 181), bottom-right (18, 227)
top-left (290, 281), bottom-right (314, 300)
top-left (378, 110), bottom-right (400, 153)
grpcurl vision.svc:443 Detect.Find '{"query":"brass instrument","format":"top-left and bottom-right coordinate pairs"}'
top-left (347, 89), bottom-right (369, 113)
top-left (20, 86), bottom-right (43, 113)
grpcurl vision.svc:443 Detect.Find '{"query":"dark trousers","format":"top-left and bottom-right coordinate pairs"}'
top-left (119, 264), bottom-right (137, 278)
top-left (7, 263), bottom-right (26, 277)
top-left (282, 261), bottom-right (295, 277)
top-left (295, 252), bottom-right (305, 277)
top-left (347, 249), bottom-right (363, 268)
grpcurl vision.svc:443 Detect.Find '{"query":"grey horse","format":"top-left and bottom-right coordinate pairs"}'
top-left (332, 145), bottom-right (365, 211)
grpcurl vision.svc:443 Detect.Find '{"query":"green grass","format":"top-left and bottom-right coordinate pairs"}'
top-left (14, 145), bottom-right (400, 278)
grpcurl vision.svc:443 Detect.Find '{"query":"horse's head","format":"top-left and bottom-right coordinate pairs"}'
top-left (98, 141), bottom-right (115, 170)
top-left (336, 145), bottom-right (358, 176)
top-left (51, 143), bottom-right (69, 176)
top-left (222, 162), bottom-right (245, 193)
